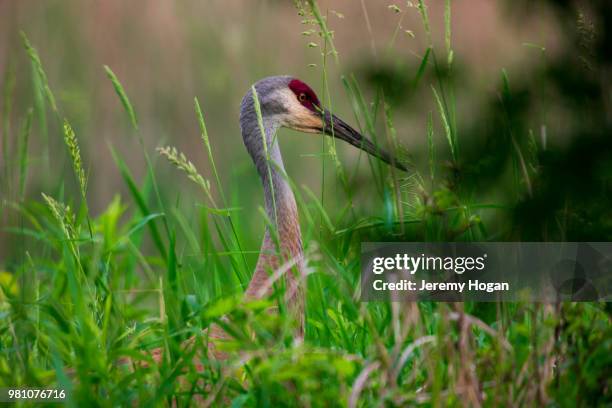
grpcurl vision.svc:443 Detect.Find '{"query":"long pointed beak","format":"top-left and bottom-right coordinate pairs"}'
top-left (321, 109), bottom-right (407, 172)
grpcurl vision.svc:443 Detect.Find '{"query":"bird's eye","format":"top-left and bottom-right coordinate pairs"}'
top-left (298, 93), bottom-right (307, 102)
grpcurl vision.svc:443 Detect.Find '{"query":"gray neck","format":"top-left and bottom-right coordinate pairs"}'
top-left (240, 115), bottom-right (295, 230)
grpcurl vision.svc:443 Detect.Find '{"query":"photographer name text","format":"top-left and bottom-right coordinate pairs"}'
top-left (372, 279), bottom-right (509, 293)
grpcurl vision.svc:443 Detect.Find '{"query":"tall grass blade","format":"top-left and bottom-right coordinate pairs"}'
top-left (18, 109), bottom-right (33, 200)
top-left (432, 85), bottom-right (456, 161)
top-left (251, 85), bottom-right (278, 232)
top-left (414, 47), bottom-right (431, 90)
top-left (103, 65), bottom-right (138, 131)
top-left (20, 32), bottom-right (57, 112)
top-left (302, 185), bottom-right (335, 233)
top-left (383, 103), bottom-right (404, 231)
top-left (194, 98), bottom-right (223, 201)
top-left (343, 75), bottom-right (385, 192)
top-left (417, 0), bottom-right (432, 45)
top-left (501, 70), bottom-right (533, 197)
top-left (104, 67), bottom-right (173, 269)
top-left (444, 0), bottom-right (453, 66)
top-left (110, 146), bottom-right (167, 261)
top-left (194, 96), bottom-right (250, 274)
top-left (426, 111), bottom-right (435, 185)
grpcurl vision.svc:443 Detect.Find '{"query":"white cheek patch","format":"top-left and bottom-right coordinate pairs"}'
top-left (277, 89), bottom-right (303, 113)
top-left (272, 89), bottom-right (320, 130)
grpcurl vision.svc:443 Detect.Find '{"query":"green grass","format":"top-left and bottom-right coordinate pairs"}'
top-left (1, 2), bottom-right (610, 407)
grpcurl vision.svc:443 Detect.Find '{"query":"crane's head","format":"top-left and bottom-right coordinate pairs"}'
top-left (242, 76), bottom-right (407, 172)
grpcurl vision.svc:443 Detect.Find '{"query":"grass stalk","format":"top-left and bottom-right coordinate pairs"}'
top-left (18, 109), bottom-right (33, 201)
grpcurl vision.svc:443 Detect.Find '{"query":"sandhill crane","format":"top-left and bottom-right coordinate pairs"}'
top-left (144, 76), bottom-right (406, 366)
top-left (239, 76), bottom-right (406, 339)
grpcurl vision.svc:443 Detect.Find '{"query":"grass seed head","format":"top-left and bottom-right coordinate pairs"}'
top-left (157, 146), bottom-right (212, 200)
top-left (41, 192), bottom-right (76, 241)
top-left (63, 119), bottom-right (87, 199)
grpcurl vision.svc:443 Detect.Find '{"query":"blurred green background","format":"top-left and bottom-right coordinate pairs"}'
top-left (2, 0), bottom-right (610, 262)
